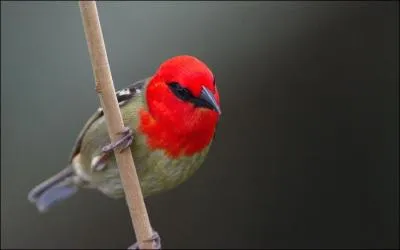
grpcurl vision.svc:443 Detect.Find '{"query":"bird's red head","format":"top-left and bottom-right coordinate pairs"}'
top-left (139, 55), bottom-right (221, 158)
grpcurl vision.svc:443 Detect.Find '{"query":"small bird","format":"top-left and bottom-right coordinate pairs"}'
top-left (27, 55), bottom-right (221, 249)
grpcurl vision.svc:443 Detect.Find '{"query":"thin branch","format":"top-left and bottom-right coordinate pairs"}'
top-left (78, 1), bottom-right (154, 249)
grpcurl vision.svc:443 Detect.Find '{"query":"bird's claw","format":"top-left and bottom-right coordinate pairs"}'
top-left (102, 127), bottom-right (133, 153)
top-left (128, 230), bottom-right (161, 250)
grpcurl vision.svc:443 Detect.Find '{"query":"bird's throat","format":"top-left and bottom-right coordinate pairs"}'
top-left (138, 108), bottom-right (217, 158)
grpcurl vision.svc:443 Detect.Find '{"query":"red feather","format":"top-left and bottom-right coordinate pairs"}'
top-left (138, 55), bottom-right (220, 158)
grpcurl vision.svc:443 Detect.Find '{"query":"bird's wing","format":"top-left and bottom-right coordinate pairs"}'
top-left (68, 78), bottom-right (150, 162)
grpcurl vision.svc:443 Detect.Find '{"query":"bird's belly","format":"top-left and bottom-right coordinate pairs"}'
top-left (86, 139), bottom-right (210, 199)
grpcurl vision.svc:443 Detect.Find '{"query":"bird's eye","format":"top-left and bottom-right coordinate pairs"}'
top-left (168, 82), bottom-right (193, 101)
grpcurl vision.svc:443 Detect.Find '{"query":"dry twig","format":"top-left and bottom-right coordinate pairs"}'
top-left (79, 1), bottom-right (155, 249)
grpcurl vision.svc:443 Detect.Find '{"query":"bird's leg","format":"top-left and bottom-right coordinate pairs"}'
top-left (102, 127), bottom-right (134, 154)
top-left (127, 229), bottom-right (161, 250)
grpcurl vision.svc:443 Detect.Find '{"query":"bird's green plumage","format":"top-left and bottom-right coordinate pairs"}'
top-left (70, 79), bottom-right (211, 199)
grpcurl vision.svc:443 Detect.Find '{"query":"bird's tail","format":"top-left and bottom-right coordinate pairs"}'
top-left (27, 165), bottom-right (79, 213)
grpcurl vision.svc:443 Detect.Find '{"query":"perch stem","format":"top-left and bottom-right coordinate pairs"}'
top-left (78, 1), bottom-right (154, 249)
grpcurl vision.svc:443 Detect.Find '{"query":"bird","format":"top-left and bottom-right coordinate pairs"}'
top-left (27, 55), bottom-right (221, 249)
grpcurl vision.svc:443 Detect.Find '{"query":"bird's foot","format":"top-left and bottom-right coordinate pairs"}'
top-left (128, 230), bottom-right (161, 250)
top-left (102, 127), bottom-right (134, 153)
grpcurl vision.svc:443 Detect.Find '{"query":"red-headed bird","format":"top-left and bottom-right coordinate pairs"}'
top-left (27, 55), bottom-right (221, 248)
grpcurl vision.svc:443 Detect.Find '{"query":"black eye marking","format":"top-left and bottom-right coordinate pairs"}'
top-left (167, 82), bottom-right (215, 110)
top-left (213, 77), bottom-right (216, 86)
top-left (167, 82), bottom-right (195, 101)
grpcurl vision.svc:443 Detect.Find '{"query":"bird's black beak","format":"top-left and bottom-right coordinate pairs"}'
top-left (200, 86), bottom-right (222, 115)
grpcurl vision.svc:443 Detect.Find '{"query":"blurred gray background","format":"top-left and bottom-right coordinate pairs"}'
top-left (1, 1), bottom-right (398, 249)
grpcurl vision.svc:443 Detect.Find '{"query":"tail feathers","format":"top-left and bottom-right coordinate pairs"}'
top-left (34, 184), bottom-right (78, 213)
top-left (28, 166), bottom-right (78, 213)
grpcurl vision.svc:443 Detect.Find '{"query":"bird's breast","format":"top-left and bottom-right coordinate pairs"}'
top-left (138, 108), bottom-right (217, 158)
top-left (130, 133), bottom-right (211, 197)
